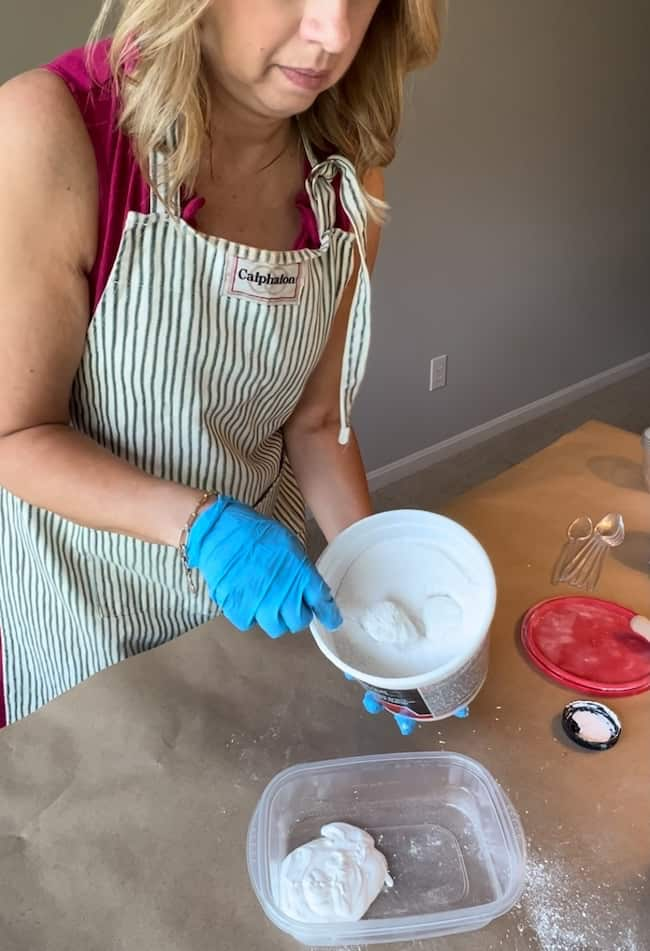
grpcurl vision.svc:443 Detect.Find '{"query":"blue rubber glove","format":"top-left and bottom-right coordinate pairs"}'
top-left (186, 496), bottom-right (342, 638)
top-left (362, 690), bottom-right (419, 736)
top-left (360, 687), bottom-right (470, 736)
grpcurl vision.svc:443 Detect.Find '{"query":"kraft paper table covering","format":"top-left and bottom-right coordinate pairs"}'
top-left (0, 420), bottom-right (648, 951)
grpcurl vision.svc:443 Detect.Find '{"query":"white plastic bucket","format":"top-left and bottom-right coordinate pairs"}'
top-left (310, 510), bottom-right (497, 721)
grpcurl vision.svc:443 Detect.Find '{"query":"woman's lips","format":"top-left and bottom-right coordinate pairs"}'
top-left (278, 66), bottom-right (331, 91)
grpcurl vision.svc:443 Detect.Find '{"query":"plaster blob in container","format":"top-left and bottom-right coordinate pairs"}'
top-left (279, 822), bottom-right (393, 923)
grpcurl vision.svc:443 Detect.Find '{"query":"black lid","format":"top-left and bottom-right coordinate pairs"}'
top-left (561, 700), bottom-right (621, 751)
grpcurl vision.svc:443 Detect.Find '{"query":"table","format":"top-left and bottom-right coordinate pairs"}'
top-left (0, 421), bottom-right (648, 951)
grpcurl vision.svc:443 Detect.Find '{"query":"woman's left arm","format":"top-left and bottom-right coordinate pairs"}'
top-left (283, 168), bottom-right (384, 543)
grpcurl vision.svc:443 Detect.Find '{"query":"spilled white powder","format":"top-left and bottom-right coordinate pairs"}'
top-left (572, 710), bottom-right (614, 744)
top-left (515, 850), bottom-right (641, 951)
top-left (279, 823), bottom-right (393, 924)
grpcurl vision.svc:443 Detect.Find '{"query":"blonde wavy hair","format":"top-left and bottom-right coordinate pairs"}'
top-left (89, 1), bottom-right (443, 212)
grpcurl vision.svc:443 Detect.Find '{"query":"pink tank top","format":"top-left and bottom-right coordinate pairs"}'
top-left (45, 41), bottom-right (349, 314)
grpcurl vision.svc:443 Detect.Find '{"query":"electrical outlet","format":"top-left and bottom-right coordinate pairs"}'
top-left (429, 354), bottom-right (448, 392)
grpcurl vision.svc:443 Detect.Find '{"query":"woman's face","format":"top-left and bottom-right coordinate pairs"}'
top-left (201, 0), bottom-right (381, 117)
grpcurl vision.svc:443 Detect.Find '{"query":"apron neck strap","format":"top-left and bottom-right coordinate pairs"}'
top-left (149, 126), bottom-right (181, 217)
top-left (305, 154), bottom-right (372, 446)
top-left (299, 124), bottom-right (319, 170)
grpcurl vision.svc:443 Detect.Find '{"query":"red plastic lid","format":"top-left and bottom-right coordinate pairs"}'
top-left (521, 596), bottom-right (650, 697)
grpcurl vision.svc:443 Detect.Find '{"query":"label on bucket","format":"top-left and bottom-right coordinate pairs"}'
top-left (418, 641), bottom-right (490, 717)
top-left (361, 640), bottom-right (490, 721)
top-left (359, 681), bottom-right (433, 718)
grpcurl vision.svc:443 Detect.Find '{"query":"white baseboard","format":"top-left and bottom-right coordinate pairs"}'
top-left (367, 351), bottom-right (650, 493)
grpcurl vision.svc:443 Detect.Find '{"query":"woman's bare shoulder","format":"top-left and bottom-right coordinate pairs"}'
top-left (0, 68), bottom-right (98, 271)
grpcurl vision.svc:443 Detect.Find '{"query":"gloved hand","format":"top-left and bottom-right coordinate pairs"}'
top-left (186, 496), bottom-right (342, 638)
top-left (361, 691), bottom-right (420, 736)
top-left (360, 687), bottom-right (470, 736)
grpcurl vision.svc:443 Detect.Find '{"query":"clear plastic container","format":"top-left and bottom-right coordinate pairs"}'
top-left (247, 752), bottom-right (526, 947)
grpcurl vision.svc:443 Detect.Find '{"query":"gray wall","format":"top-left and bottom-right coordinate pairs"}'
top-left (0, 6), bottom-right (94, 80)
top-left (356, 0), bottom-right (650, 470)
top-left (3, 1), bottom-right (649, 471)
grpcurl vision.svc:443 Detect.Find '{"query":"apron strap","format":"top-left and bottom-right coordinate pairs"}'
top-left (305, 154), bottom-right (371, 446)
top-left (300, 126), bottom-right (319, 169)
top-left (149, 127), bottom-right (181, 217)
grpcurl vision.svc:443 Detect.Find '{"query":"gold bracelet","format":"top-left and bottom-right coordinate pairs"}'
top-left (178, 491), bottom-right (217, 594)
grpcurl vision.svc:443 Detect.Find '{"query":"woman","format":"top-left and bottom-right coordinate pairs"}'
top-left (0, 1), bottom-right (441, 724)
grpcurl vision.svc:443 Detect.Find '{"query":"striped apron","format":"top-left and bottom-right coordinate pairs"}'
top-left (0, 140), bottom-right (372, 724)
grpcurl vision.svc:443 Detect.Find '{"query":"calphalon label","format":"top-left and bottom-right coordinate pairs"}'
top-left (225, 256), bottom-right (303, 305)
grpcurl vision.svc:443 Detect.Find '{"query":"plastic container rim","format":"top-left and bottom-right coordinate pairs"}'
top-left (246, 751), bottom-right (527, 945)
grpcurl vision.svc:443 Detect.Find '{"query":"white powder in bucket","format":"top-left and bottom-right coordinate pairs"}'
top-left (334, 538), bottom-right (474, 678)
top-left (357, 600), bottom-right (423, 645)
